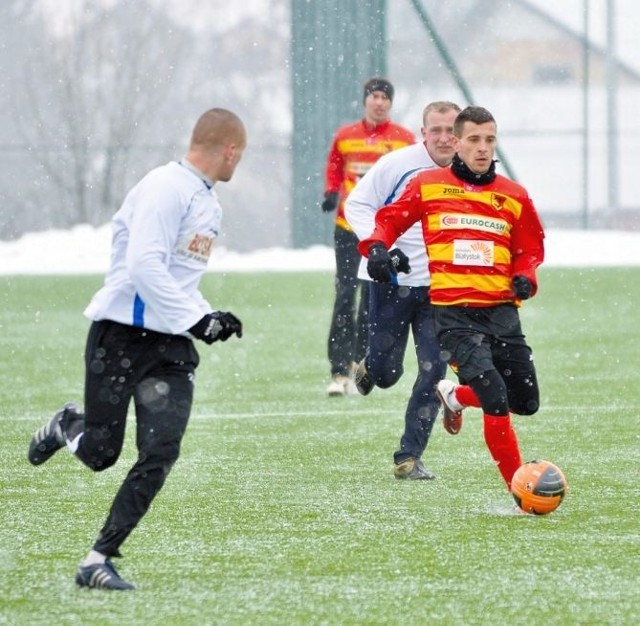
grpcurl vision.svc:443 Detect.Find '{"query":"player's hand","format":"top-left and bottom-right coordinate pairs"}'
top-left (389, 248), bottom-right (411, 274)
top-left (189, 311), bottom-right (243, 344)
top-left (367, 243), bottom-right (396, 283)
top-left (512, 275), bottom-right (532, 300)
top-left (321, 191), bottom-right (339, 213)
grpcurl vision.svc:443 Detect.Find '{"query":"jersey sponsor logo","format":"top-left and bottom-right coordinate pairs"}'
top-left (176, 233), bottom-right (213, 264)
top-left (364, 138), bottom-right (395, 153)
top-left (452, 239), bottom-right (494, 266)
top-left (348, 161), bottom-right (374, 177)
top-left (491, 193), bottom-right (507, 211)
top-left (439, 213), bottom-right (508, 235)
top-left (420, 184), bottom-right (464, 200)
top-left (442, 215), bottom-right (459, 227)
top-left (188, 233), bottom-right (213, 257)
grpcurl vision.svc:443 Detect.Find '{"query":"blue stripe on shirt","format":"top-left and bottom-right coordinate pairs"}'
top-left (384, 166), bottom-right (430, 284)
top-left (133, 293), bottom-right (145, 327)
top-left (383, 166), bottom-right (430, 205)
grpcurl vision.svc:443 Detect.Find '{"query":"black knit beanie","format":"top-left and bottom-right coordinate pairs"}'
top-left (363, 77), bottom-right (394, 103)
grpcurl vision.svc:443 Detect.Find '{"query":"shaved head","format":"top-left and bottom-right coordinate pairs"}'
top-left (186, 108), bottom-right (247, 183)
top-left (190, 108), bottom-right (246, 150)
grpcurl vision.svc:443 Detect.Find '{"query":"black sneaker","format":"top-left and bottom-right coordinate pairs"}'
top-left (393, 458), bottom-right (436, 480)
top-left (76, 559), bottom-right (135, 591)
top-left (27, 403), bottom-right (78, 466)
top-left (354, 359), bottom-right (374, 396)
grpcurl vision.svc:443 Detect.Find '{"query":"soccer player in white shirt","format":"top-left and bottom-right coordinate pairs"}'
top-left (345, 101), bottom-right (460, 480)
top-left (28, 108), bottom-right (246, 590)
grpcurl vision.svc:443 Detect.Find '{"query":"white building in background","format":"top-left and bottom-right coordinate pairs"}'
top-left (387, 0), bottom-right (640, 229)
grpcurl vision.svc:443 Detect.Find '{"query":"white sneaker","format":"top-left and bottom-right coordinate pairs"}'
top-left (436, 379), bottom-right (464, 435)
top-left (327, 375), bottom-right (351, 397)
top-left (344, 376), bottom-right (358, 396)
top-left (344, 361), bottom-right (360, 395)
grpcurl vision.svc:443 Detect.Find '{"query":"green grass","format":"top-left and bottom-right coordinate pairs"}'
top-left (1, 268), bottom-right (639, 625)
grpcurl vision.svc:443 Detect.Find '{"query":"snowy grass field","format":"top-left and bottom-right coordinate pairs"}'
top-left (1, 269), bottom-right (639, 625)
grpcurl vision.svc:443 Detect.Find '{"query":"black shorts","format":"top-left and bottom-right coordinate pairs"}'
top-left (433, 304), bottom-right (535, 384)
top-left (79, 320), bottom-right (199, 469)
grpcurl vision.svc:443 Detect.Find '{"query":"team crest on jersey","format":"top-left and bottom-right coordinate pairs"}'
top-left (491, 193), bottom-right (507, 211)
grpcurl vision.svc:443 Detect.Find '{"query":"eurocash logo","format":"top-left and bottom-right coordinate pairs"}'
top-left (439, 214), bottom-right (508, 235)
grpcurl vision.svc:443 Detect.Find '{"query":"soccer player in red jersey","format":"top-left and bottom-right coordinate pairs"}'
top-left (359, 106), bottom-right (544, 494)
top-left (321, 77), bottom-right (415, 396)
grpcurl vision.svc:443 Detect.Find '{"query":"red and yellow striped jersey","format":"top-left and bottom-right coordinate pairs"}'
top-left (324, 119), bottom-right (415, 231)
top-left (358, 167), bottom-right (545, 306)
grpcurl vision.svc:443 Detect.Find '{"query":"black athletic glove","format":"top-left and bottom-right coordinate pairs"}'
top-left (321, 191), bottom-right (339, 213)
top-left (389, 248), bottom-right (411, 275)
top-left (189, 311), bottom-right (243, 344)
top-left (367, 243), bottom-right (396, 283)
top-left (512, 275), bottom-right (532, 300)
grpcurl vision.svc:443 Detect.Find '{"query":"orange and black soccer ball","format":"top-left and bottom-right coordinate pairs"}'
top-left (511, 460), bottom-right (567, 515)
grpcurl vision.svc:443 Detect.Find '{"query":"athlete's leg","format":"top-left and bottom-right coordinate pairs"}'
top-left (72, 321), bottom-right (140, 470)
top-left (394, 290), bottom-right (446, 463)
top-left (366, 282), bottom-right (413, 388)
top-left (328, 227), bottom-right (361, 376)
top-left (91, 338), bottom-right (197, 557)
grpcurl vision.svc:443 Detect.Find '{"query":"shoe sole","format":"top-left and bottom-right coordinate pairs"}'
top-left (394, 471), bottom-right (436, 480)
top-left (28, 403), bottom-right (80, 465)
top-left (76, 577), bottom-right (135, 591)
top-left (355, 381), bottom-right (373, 396)
top-left (393, 460), bottom-right (436, 480)
top-left (28, 420), bottom-right (64, 466)
top-left (76, 564), bottom-right (135, 590)
top-left (436, 388), bottom-right (463, 435)
top-left (354, 373), bottom-right (374, 396)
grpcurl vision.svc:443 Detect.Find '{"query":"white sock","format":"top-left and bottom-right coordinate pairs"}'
top-left (65, 432), bottom-right (83, 454)
top-left (81, 550), bottom-right (106, 567)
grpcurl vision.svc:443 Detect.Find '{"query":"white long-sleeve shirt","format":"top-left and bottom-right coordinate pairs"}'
top-left (345, 142), bottom-right (440, 287)
top-left (84, 160), bottom-right (220, 335)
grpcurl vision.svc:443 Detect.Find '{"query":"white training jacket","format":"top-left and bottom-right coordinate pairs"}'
top-left (84, 160), bottom-right (220, 336)
top-left (345, 142), bottom-right (440, 287)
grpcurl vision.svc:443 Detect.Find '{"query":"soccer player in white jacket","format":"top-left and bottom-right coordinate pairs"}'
top-left (345, 101), bottom-right (460, 480)
top-left (27, 108), bottom-right (246, 590)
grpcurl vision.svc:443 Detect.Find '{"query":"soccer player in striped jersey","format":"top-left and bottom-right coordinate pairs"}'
top-left (358, 106), bottom-right (544, 495)
top-left (321, 77), bottom-right (415, 396)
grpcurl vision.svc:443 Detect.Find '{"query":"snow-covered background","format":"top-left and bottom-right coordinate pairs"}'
top-left (1, 224), bottom-right (640, 275)
top-left (2, 1), bottom-right (639, 251)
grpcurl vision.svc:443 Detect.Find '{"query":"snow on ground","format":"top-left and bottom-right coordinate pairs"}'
top-left (1, 224), bottom-right (640, 275)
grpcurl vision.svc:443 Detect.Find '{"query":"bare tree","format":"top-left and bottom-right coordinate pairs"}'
top-left (1, 0), bottom-right (294, 250)
top-left (190, 0), bottom-right (293, 251)
top-left (9, 0), bottom-right (193, 233)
